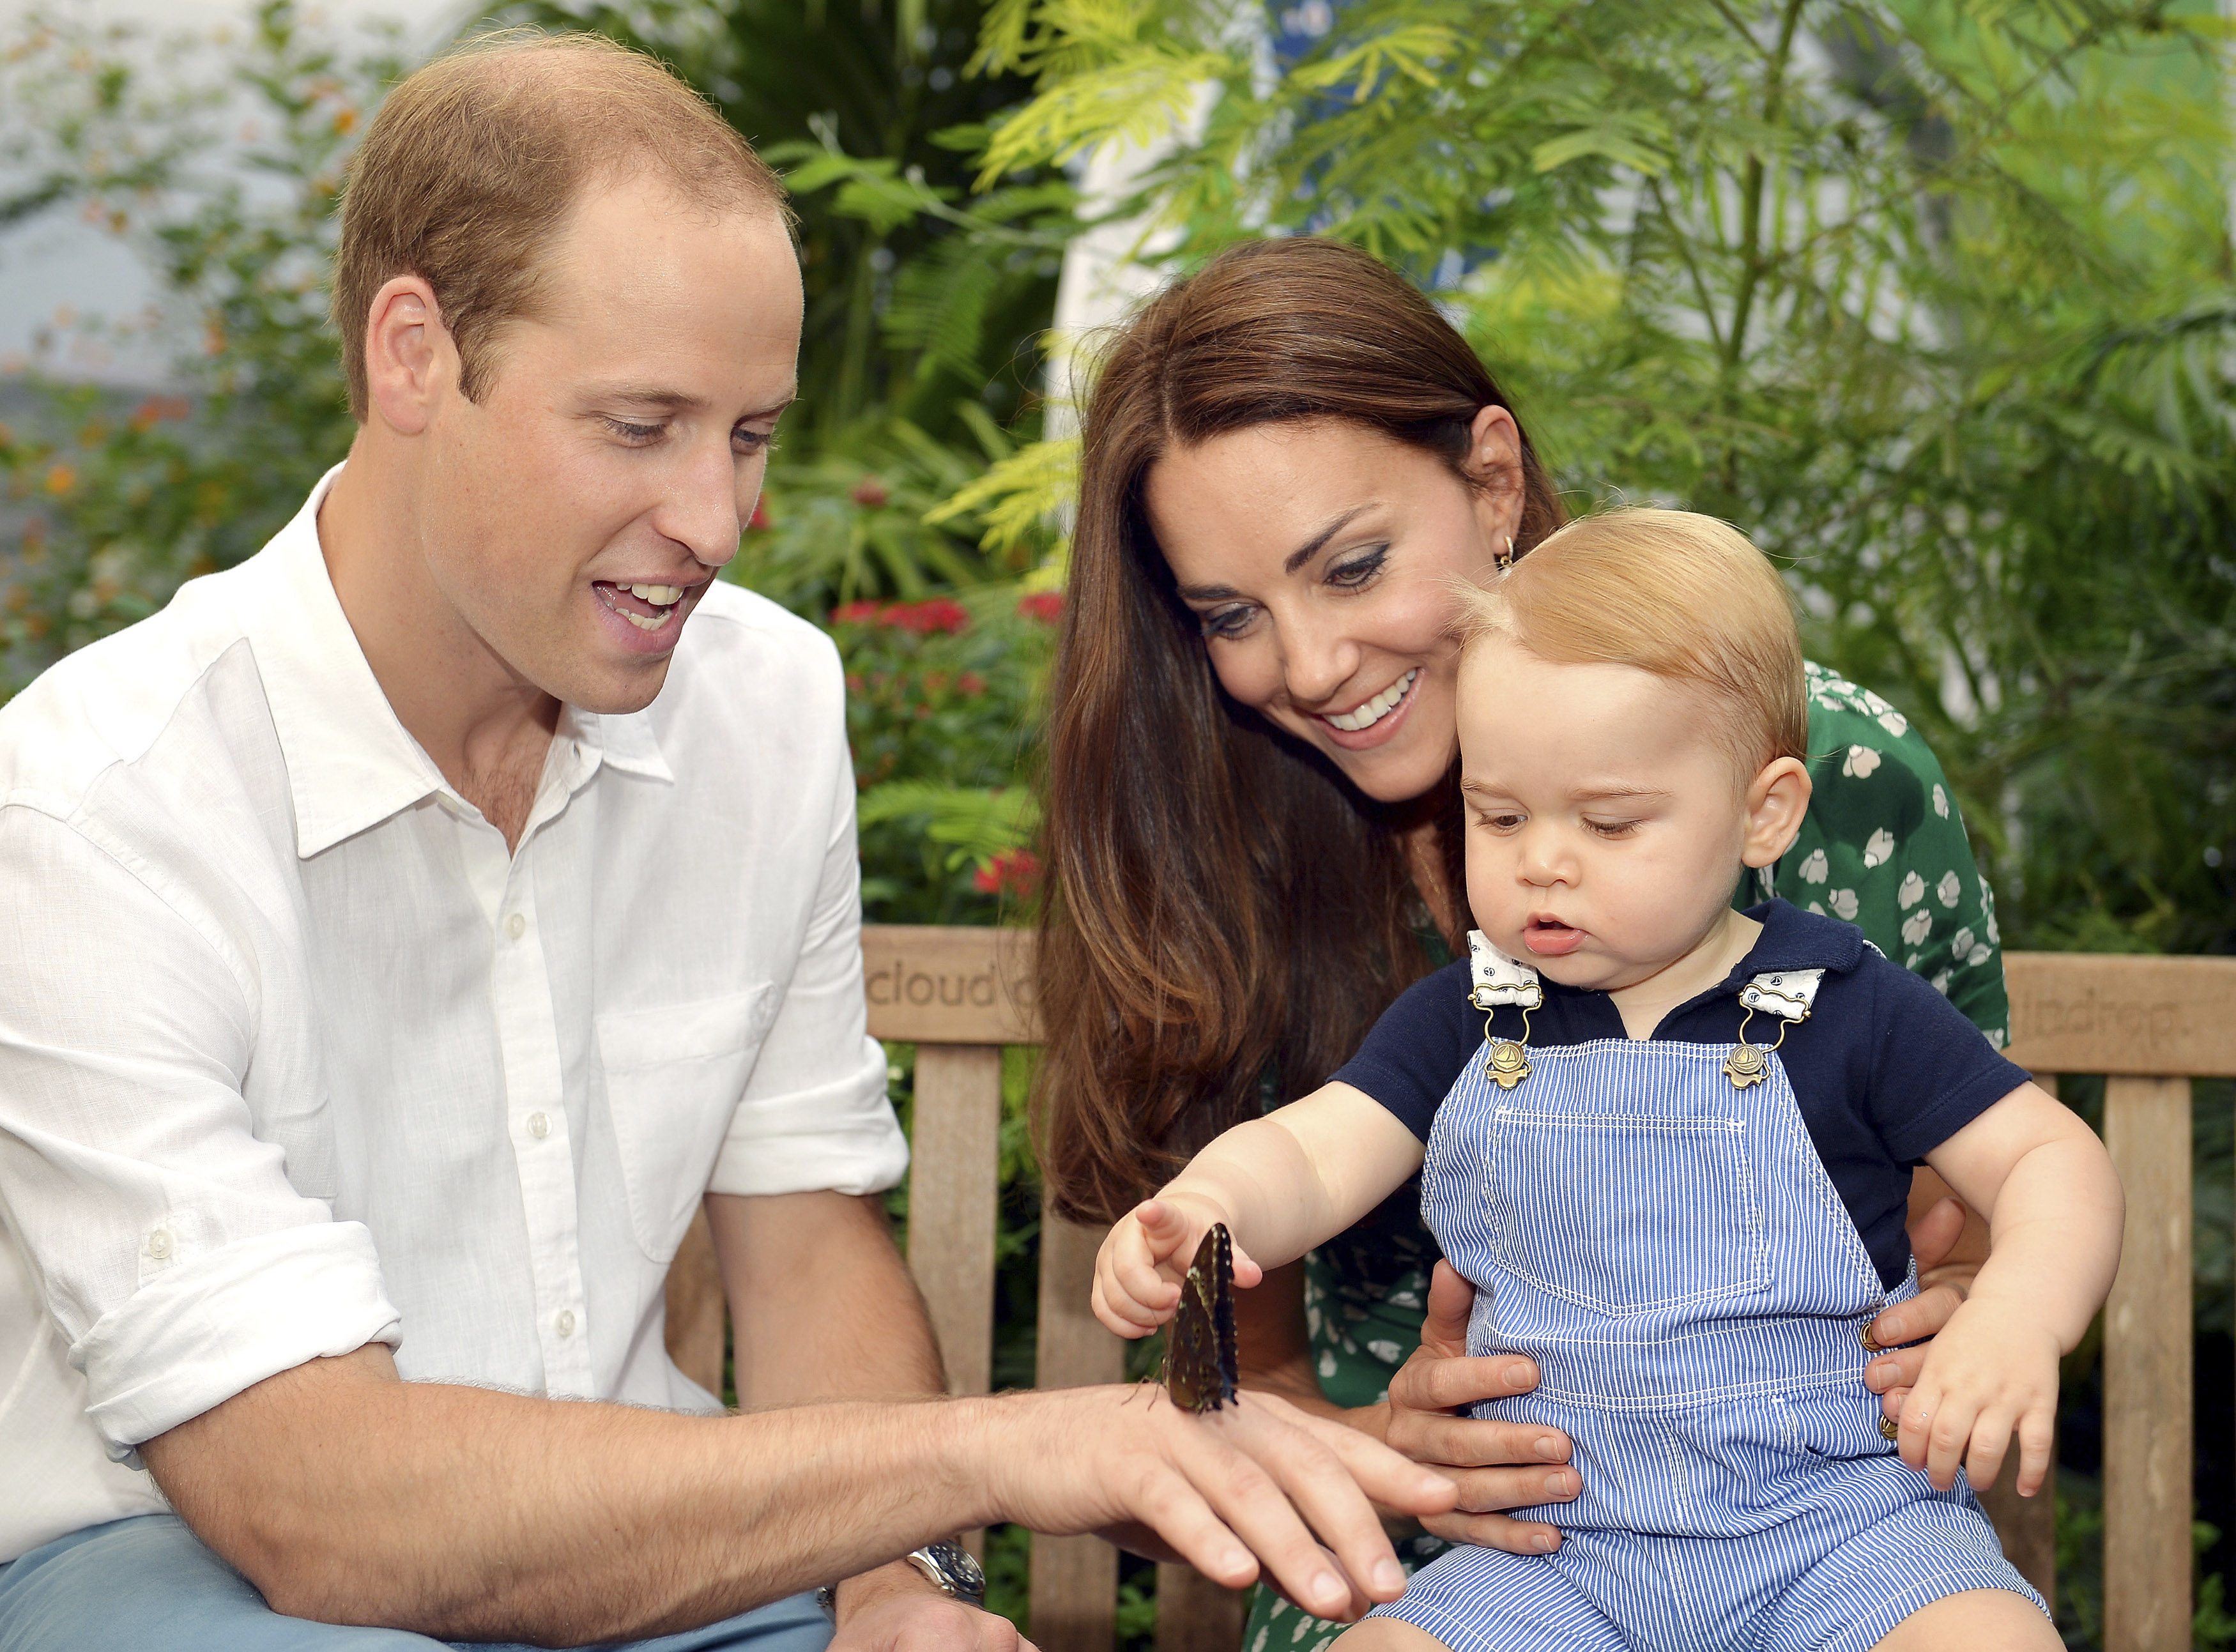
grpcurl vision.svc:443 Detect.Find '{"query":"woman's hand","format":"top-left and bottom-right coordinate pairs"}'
top-left (1864, 1188), bottom-right (1986, 1423)
top-left (1381, 1262), bottom-right (1577, 1554)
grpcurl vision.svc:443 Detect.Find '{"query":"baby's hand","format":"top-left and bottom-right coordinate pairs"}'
top-left (1092, 1195), bottom-right (1262, 1338)
top-left (1893, 1294), bottom-right (2060, 1495)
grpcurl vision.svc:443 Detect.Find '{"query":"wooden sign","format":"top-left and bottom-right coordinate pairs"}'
top-left (2005, 951), bottom-right (2236, 1078)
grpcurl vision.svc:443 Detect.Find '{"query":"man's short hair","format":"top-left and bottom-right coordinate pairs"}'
top-left (1455, 507), bottom-right (1809, 780)
top-left (332, 31), bottom-right (788, 422)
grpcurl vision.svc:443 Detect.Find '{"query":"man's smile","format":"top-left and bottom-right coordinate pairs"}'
top-left (592, 579), bottom-right (707, 634)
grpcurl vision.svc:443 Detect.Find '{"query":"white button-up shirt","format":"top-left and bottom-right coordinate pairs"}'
top-left (0, 468), bottom-right (907, 1561)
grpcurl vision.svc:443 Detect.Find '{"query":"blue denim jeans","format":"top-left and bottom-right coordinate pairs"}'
top-left (0, 1515), bottom-right (833, 1652)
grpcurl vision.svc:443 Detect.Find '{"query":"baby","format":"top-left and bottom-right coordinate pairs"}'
top-left (1094, 510), bottom-right (2122, 1652)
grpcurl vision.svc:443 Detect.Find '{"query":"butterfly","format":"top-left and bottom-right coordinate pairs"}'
top-left (1163, 1223), bottom-right (1239, 1414)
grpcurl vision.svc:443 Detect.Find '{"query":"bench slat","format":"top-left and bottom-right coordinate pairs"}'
top-left (1032, 1217), bottom-right (1124, 1652)
top-left (907, 1044), bottom-right (1004, 1396)
top-left (2102, 1075), bottom-right (2193, 1652)
top-left (866, 926), bottom-right (1038, 1044)
top-left (2005, 953), bottom-right (2236, 1077)
top-left (1156, 1564), bottom-right (1248, 1652)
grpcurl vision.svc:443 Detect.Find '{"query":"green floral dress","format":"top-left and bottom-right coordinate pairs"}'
top-left (1241, 663), bottom-right (2010, 1652)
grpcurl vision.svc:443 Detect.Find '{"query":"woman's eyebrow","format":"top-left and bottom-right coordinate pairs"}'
top-left (1283, 505), bottom-right (1373, 574)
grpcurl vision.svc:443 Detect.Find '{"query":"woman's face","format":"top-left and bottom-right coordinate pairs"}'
top-left (1143, 411), bottom-right (1525, 804)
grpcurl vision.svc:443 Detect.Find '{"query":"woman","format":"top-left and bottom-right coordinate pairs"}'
top-left (1032, 238), bottom-right (2009, 1649)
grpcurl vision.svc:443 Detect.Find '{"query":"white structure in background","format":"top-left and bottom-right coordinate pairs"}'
top-left (1043, 84), bottom-right (1218, 441)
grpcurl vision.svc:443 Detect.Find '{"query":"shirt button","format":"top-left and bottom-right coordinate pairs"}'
top-left (146, 1228), bottom-right (173, 1261)
top-left (527, 1112), bottom-right (550, 1140)
top-left (555, 1310), bottom-right (577, 1338)
top-left (506, 912), bottom-right (526, 940)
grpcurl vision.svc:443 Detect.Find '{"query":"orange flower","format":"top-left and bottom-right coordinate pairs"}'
top-left (43, 463), bottom-right (77, 496)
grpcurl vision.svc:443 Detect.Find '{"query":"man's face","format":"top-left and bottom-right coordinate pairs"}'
top-left (418, 176), bottom-right (802, 713)
top-left (1457, 635), bottom-right (1756, 993)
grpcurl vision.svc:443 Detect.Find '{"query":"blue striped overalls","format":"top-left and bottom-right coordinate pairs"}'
top-left (1370, 937), bottom-right (2044, 1652)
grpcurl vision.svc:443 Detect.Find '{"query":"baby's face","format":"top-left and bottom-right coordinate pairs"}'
top-left (1457, 636), bottom-right (1762, 993)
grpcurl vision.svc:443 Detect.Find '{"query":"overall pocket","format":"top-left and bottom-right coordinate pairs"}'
top-left (598, 984), bottom-right (779, 1262)
top-left (1485, 1106), bottom-right (1769, 1316)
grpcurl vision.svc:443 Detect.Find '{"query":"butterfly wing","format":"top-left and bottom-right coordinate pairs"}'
top-left (1163, 1223), bottom-right (1240, 1413)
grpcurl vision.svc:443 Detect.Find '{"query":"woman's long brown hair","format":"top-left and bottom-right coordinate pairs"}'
top-left (1033, 238), bottom-right (1566, 1223)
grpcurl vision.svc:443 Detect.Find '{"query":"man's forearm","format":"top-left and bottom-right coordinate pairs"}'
top-left (710, 1189), bottom-right (954, 1624)
top-left (145, 1345), bottom-right (1009, 1644)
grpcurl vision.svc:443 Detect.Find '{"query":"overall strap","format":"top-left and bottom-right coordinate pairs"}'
top-left (1466, 930), bottom-right (1543, 1010)
top-left (1466, 931), bottom-right (1541, 1090)
top-left (1726, 967), bottom-right (1825, 1089)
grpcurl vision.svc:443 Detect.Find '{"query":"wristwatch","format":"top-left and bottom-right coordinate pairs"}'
top-left (905, 1539), bottom-right (987, 1605)
top-left (815, 1540), bottom-right (987, 1619)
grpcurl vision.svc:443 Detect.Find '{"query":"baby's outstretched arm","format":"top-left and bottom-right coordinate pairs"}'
top-left (1903, 1081), bottom-right (2124, 1495)
top-left (1092, 1082), bottom-right (1426, 1339)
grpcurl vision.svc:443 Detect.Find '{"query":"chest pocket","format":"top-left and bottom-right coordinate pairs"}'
top-left (599, 984), bottom-right (780, 1262)
top-left (1484, 1101), bottom-right (1770, 1317)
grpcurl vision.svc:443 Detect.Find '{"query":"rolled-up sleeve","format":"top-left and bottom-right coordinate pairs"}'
top-left (706, 677), bottom-right (907, 1201)
top-left (0, 807), bottom-right (401, 1455)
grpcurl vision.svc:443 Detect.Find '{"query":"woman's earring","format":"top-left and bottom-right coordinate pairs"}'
top-left (1495, 534), bottom-right (1517, 572)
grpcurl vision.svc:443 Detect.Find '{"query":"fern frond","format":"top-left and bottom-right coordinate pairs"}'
top-left (924, 436), bottom-right (1080, 556)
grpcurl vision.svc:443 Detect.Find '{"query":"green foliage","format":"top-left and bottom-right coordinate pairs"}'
top-left (0, 3), bottom-right (399, 692)
top-left (824, 585), bottom-right (1057, 920)
top-left (739, 404), bottom-right (1056, 611)
top-left (963, 0), bottom-right (2236, 957)
top-left (498, 0), bottom-right (1072, 445)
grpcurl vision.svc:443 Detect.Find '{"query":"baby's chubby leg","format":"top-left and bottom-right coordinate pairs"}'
top-left (1333, 1618), bottom-right (1459, 1652)
top-left (1869, 1588), bottom-right (2060, 1651)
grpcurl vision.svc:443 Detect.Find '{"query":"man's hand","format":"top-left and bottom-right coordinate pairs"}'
top-left (1093, 1196), bottom-right (1263, 1337)
top-left (987, 1382), bottom-right (1453, 1624)
top-left (1382, 1262), bottom-right (1575, 1554)
top-left (830, 1561), bottom-right (1032, 1652)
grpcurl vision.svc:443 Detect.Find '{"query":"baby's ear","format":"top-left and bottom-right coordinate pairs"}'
top-left (1740, 756), bottom-right (1812, 869)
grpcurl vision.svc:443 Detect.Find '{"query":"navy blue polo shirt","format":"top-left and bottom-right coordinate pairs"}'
top-left (1333, 899), bottom-right (2030, 1289)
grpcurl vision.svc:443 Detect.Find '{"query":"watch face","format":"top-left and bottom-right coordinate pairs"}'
top-left (919, 1540), bottom-right (986, 1602)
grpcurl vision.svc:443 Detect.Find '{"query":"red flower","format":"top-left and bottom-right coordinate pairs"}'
top-left (1016, 590), bottom-right (1064, 623)
top-left (128, 395), bottom-right (190, 432)
top-left (831, 599), bottom-right (883, 627)
top-left (748, 499), bottom-right (770, 532)
top-left (850, 477), bottom-right (890, 509)
top-left (956, 671), bottom-right (986, 696)
top-left (886, 597), bottom-right (969, 635)
top-left (973, 848), bottom-right (1041, 899)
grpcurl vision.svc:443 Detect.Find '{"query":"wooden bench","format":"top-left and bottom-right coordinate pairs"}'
top-left (663, 932), bottom-right (2236, 1652)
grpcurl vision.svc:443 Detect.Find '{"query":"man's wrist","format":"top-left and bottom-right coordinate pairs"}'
top-left (829, 1557), bottom-right (944, 1626)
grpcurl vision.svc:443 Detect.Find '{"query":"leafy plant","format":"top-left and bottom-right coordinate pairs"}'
top-left (497, 0), bottom-right (1072, 445)
top-left (0, 2), bottom-right (402, 692)
top-left (825, 584), bottom-right (1059, 921)
top-left (958, 0), bottom-right (2236, 958)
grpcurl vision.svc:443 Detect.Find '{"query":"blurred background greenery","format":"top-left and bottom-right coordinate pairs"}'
top-left (1, 1), bottom-right (2231, 1644)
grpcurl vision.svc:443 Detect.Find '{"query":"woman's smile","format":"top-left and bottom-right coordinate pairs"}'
top-left (1317, 666), bottom-right (1420, 739)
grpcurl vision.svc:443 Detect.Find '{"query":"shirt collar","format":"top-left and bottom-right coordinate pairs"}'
top-left (241, 465), bottom-right (675, 859)
top-left (1533, 897), bottom-right (1866, 1022)
top-left (241, 466), bottom-right (450, 859)
top-left (570, 706), bottom-right (674, 784)
top-left (1731, 897), bottom-right (1868, 977)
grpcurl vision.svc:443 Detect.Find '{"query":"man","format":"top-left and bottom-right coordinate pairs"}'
top-left (0, 33), bottom-right (1450, 1652)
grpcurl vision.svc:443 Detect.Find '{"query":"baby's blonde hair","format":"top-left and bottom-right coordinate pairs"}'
top-left (1455, 508), bottom-right (1807, 779)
